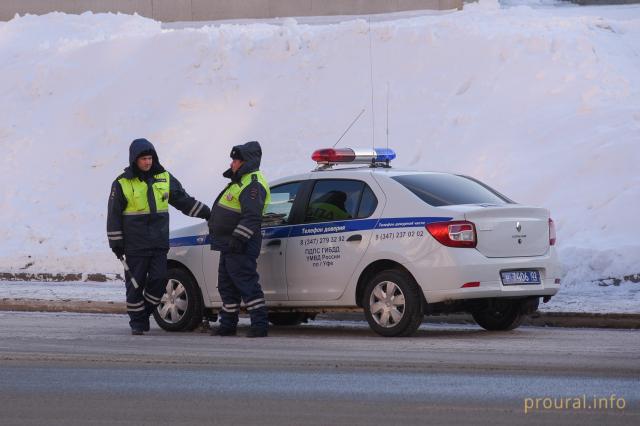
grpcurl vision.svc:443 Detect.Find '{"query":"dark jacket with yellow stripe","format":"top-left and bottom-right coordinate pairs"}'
top-left (107, 139), bottom-right (211, 256)
top-left (208, 141), bottom-right (270, 257)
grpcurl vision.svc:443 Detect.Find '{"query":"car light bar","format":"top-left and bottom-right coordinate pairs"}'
top-left (311, 148), bottom-right (396, 166)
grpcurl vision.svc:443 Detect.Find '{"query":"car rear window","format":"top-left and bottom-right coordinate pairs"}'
top-left (391, 174), bottom-right (512, 207)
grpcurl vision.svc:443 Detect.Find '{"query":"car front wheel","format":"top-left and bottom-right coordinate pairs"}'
top-left (152, 267), bottom-right (203, 332)
top-left (363, 270), bottom-right (424, 337)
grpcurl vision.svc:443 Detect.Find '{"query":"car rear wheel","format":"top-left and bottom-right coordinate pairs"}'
top-left (268, 312), bottom-right (306, 326)
top-left (363, 270), bottom-right (423, 337)
top-left (153, 267), bottom-right (203, 332)
top-left (472, 299), bottom-right (525, 331)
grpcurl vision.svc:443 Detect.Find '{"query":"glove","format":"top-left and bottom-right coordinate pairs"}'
top-left (227, 237), bottom-right (245, 254)
top-left (201, 206), bottom-right (212, 221)
top-left (112, 246), bottom-right (125, 260)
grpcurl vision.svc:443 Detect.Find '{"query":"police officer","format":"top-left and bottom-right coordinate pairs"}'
top-left (208, 141), bottom-right (271, 338)
top-left (107, 138), bottom-right (211, 335)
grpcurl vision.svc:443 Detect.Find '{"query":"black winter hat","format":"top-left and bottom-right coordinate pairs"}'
top-left (230, 141), bottom-right (261, 161)
top-left (230, 146), bottom-right (244, 160)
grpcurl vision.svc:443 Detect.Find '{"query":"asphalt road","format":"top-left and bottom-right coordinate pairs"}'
top-left (0, 312), bottom-right (638, 425)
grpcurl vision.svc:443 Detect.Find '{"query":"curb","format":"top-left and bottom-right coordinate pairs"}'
top-left (1, 298), bottom-right (638, 329)
top-left (426, 312), bottom-right (640, 329)
top-left (0, 298), bottom-right (126, 314)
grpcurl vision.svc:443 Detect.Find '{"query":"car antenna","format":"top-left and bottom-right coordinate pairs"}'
top-left (386, 82), bottom-right (390, 149)
top-left (332, 108), bottom-right (365, 148)
top-left (368, 16), bottom-right (376, 152)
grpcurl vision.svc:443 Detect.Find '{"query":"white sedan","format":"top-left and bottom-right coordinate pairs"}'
top-left (156, 148), bottom-right (560, 337)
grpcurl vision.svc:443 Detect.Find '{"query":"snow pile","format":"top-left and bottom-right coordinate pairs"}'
top-left (0, 3), bottom-right (639, 292)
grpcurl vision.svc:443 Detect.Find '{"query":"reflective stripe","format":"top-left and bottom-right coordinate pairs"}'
top-left (127, 301), bottom-right (144, 307)
top-left (236, 224), bottom-right (254, 236)
top-left (143, 292), bottom-right (161, 303)
top-left (221, 306), bottom-right (239, 313)
top-left (233, 228), bottom-right (252, 239)
top-left (143, 294), bottom-right (160, 305)
top-left (127, 306), bottom-right (145, 312)
top-left (246, 303), bottom-right (266, 311)
top-left (223, 303), bottom-right (239, 308)
top-left (108, 236), bottom-right (124, 241)
top-left (123, 211), bottom-right (151, 216)
top-left (193, 202), bottom-right (204, 217)
top-left (107, 231), bottom-right (123, 236)
top-left (188, 201), bottom-right (200, 217)
top-left (245, 298), bottom-right (265, 307)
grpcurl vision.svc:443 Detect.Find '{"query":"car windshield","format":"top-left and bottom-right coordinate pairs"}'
top-left (391, 174), bottom-right (512, 207)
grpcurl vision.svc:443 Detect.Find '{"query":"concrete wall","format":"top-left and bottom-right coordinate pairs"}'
top-left (0, 0), bottom-right (463, 22)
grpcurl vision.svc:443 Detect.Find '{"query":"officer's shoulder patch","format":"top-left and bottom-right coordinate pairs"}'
top-left (249, 187), bottom-right (258, 200)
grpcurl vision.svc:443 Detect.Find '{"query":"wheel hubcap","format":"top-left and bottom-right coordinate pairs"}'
top-left (369, 281), bottom-right (405, 328)
top-left (157, 279), bottom-right (188, 324)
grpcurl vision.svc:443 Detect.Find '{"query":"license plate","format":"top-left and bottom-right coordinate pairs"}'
top-left (501, 270), bottom-right (541, 285)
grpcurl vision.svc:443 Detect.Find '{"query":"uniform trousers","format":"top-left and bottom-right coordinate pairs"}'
top-left (124, 253), bottom-right (167, 330)
top-left (217, 251), bottom-right (268, 330)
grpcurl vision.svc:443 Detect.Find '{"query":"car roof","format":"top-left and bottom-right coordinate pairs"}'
top-left (269, 166), bottom-right (458, 186)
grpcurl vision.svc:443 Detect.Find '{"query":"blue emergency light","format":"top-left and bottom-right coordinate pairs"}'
top-left (311, 147), bottom-right (396, 166)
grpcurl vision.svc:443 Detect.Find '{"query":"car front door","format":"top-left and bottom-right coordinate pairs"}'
top-left (285, 179), bottom-right (379, 301)
top-left (258, 181), bottom-right (303, 301)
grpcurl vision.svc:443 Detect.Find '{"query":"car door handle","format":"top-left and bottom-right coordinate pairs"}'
top-left (266, 239), bottom-right (281, 247)
top-left (347, 234), bottom-right (362, 242)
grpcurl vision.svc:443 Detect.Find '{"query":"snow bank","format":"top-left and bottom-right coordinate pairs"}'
top-left (0, 3), bottom-right (639, 290)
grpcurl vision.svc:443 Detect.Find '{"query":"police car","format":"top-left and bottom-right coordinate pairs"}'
top-left (156, 148), bottom-right (560, 337)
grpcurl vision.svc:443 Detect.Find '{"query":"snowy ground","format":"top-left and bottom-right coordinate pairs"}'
top-left (0, 1), bottom-right (639, 312)
top-left (1, 278), bottom-right (637, 314)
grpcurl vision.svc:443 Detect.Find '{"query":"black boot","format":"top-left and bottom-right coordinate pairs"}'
top-left (246, 327), bottom-right (268, 338)
top-left (131, 328), bottom-right (144, 336)
top-left (211, 327), bottom-right (237, 336)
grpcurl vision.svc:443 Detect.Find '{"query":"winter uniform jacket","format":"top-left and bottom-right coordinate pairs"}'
top-left (208, 141), bottom-right (270, 257)
top-left (107, 138), bottom-right (211, 256)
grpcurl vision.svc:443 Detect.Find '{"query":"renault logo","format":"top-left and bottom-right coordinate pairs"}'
top-left (516, 222), bottom-right (522, 233)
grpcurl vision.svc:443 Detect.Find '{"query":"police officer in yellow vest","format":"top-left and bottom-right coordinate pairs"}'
top-left (107, 138), bottom-right (211, 335)
top-left (208, 141), bottom-right (271, 338)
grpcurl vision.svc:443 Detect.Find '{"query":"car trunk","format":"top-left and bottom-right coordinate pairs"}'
top-left (458, 205), bottom-right (550, 258)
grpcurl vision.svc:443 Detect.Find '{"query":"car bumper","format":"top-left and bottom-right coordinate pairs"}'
top-left (407, 247), bottom-right (561, 304)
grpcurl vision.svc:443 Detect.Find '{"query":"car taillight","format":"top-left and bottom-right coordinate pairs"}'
top-left (426, 221), bottom-right (477, 248)
top-left (549, 218), bottom-right (556, 246)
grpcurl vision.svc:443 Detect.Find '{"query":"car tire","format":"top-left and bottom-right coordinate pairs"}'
top-left (152, 267), bottom-right (203, 332)
top-left (362, 269), bottom-right (424, 337)
top-left (268, 312), bottom-right (306, 326)
top-left (472, 299), bottom-right (525, 331)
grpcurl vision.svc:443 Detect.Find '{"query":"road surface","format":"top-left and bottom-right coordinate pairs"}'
top-left (0, 311), bottom-right (638, 425)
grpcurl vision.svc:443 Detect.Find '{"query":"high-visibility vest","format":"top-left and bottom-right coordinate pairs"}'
top-left (307, 202), bottom-right (350, 221)
top-left (118, 171), bottom-right (170, 215)
top-left (217, 171), bottom-right (270, 214)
